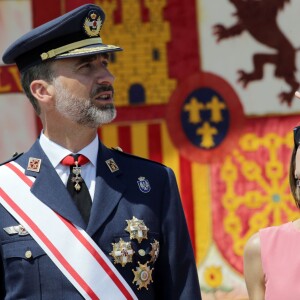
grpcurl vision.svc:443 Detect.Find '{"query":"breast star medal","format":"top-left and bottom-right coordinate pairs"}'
top-left (109, 238), bottom-right (135, 267)
top-left (132, 262), bottom-right (154, 290)
top-left (149, 240), bottom-right (160, 263)
top-left (125, 216), bottom-right (149, 243)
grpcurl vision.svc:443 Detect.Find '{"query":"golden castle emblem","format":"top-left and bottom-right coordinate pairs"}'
top-left (96, 0), bottom-right (177, 106)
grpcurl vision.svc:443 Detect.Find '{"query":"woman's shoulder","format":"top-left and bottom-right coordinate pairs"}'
top-left (244, 222), bottom-right (291, 258)
top-left (244, 232), bottom-right (261, 259)
top-left (259, 222), bottom-right (293, 237)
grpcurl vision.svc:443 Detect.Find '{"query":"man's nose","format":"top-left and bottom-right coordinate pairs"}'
top-left (96, 67), bottom-right (115, 85)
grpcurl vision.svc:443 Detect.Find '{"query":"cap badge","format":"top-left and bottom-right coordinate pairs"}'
top-left (105, 158), bottom-right (119, 173)
top-left (125, 216), bottom-right (149, 243)
top-left (137, 176), bottom-right (151, 193)
top-left (132, 262), bottom-right (154, 290)
top-left (83, 10), bottom-right (102, 37)
top-left (27, 157), bottom-right (42, 172)
top-left (109, 238), bottom-right (135, 267)
top-left (149, 240), bottom-right (160, 263)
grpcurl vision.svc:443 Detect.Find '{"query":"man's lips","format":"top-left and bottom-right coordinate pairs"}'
top-left (92, 84), bottom-right (114, 102)
top-left (95, 91), bottom-right (113, 101)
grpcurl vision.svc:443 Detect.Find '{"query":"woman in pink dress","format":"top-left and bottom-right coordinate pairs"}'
top-left (244, 94), bottom-right (300, 300)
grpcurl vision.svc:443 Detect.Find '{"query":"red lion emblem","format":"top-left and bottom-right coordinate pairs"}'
top-left (213, 0), bottom-right (299, 106)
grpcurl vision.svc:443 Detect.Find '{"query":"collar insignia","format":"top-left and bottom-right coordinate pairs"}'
top-left (83, 10), bottom-right (102, 37)
top-left (27, 157), bottom-right (41, 172)
top-left (105, 158), bottom-right (119, 173)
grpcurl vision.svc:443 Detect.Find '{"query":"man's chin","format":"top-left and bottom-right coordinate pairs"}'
top-left (95, 109), bottom-right (117, 127)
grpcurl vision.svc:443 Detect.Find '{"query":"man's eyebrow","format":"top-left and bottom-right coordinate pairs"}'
top-left (101, 52), bottom-right (110, 60)
top-left (74, 53), bottom-right (110, 66)
top-left (74, 55), bottom-right (97, 66)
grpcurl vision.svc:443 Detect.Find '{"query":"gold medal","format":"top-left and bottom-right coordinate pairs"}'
top-left (109, 238), bottom-right (135, 267)
top-left (125, 216), bottom-right (149, 243)
top-left (132, 262), bottom-right (154, 290)
top-left (149, 240), bottom-right (160, 263)
top-left (138, 249), bottom-right (146, 257)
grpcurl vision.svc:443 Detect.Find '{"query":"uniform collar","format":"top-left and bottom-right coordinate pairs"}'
top-left (39, 131), bottom-right (99, 168)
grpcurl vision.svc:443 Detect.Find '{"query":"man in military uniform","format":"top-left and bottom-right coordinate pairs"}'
top-left (0, 3), bottom-right (201, 299)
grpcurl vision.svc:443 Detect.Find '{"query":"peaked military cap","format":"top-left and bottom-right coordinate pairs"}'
top-left (2, 4), bottom-right (122, 72)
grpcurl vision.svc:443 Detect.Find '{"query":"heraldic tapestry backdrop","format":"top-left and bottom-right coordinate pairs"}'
top-left (1, 0), bottom-right (300, 299)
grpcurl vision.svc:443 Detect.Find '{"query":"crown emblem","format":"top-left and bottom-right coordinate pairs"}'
top-left (83, 10), bottom-right (102, 37)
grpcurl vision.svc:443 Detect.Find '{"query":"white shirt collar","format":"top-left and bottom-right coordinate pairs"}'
top-left (39, 132), bottom-right (99, 168)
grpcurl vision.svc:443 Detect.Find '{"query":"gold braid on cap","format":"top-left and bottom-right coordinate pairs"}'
top-left (40, 37), bottom-right (102, 60)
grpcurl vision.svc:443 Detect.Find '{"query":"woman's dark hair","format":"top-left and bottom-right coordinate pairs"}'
top-left (290, 126), bottom-right (300, 208)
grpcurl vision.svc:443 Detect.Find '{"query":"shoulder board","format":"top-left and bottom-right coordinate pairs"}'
top-left (111, 147), bottom-right (166, 167)
top-left (0, 152), bottom-right (23, 167)
top-left (111, 146), bottom-right (123, 152)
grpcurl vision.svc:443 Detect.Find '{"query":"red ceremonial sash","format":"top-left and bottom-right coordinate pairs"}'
top-left (0, 161), bottom-right (138, 300)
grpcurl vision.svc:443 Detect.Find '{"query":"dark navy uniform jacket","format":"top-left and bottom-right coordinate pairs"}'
top-left (0, 139), bottom-right (201, 299)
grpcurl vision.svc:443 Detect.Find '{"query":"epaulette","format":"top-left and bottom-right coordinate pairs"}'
top-left (110, 146), bottom-right (166, 167)
top-left (0, 152), bottom-right (23, 167)
top-left (112, 146), bottom-right (123, 152)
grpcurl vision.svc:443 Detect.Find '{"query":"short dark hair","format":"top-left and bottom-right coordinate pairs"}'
top-left (20, 60), bottom-right (55, 115)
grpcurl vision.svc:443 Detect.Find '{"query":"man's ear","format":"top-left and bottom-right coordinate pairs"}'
top-left (30, 79), bottom-right (53, 104)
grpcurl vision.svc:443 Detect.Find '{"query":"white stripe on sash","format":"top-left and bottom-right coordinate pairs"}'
top-left (0, 161), bottom-right (138, 300)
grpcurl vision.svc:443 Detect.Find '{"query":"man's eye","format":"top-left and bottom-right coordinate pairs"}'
top-left (101, 57), bottom-right (109, 67)
top-left (79, 63), bottom-right (91, 69)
